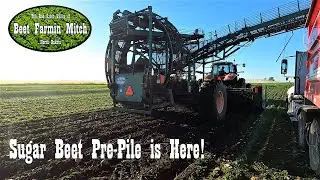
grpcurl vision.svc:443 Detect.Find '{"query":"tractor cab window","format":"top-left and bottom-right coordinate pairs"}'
top-left (229, 65), bottom-right (235, 73)
top-left (212, 64), bottom-right (230, 75)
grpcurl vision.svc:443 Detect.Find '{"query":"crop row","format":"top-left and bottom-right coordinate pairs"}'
top-left (0, 84), bottom-right (107, 92)
top-left (0, 93), bottom-right (113, 124)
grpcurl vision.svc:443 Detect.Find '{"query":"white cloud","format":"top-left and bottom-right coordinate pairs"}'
top-left (0, 0), bottom-right (105, 81)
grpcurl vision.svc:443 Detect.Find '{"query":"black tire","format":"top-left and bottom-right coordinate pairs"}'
top-left (199, 81), bottom-right (227, 122)
top-left (308, 117), bottom-right (320, 175)
top-left (246, 83), bottom-right (252, 88)
top-left (298, 111), bottom-right (307, 148)
top-left (238, 78), bottom-right (246, 88)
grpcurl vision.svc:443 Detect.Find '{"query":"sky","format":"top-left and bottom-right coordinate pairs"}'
top-left (0, 0), bottom-right (311, 82)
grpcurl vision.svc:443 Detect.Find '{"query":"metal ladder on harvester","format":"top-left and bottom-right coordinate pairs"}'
top-left (184, 0), bottom-right (311, 73)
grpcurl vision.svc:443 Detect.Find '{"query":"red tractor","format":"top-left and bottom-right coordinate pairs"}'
top-left (198, 61), bottom-right (261, 121)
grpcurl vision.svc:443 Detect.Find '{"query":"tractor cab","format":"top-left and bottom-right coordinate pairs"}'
top-left (212, 62), bottom-right (238, 81)
top-left (211, 61), bottom-right (247, 88)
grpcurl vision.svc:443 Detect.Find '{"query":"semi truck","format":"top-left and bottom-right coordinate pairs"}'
top-left (283, 0), bottom-right (320, 174)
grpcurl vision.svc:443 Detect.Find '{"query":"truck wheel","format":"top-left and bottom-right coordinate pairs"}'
top-left (298, 111), bottom-right (307, 148)
top-left (308, 118), bottom-right (320, 175)
top-left (199, 82), bottom-right (227, 123)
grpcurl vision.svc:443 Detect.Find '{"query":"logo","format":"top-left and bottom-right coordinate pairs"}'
top-left (8, 5), bottom-right (92, 52)
top-left (116, 77), bottom-right (126, 85)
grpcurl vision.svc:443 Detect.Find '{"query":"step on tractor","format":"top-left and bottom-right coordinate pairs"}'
top-left (105, 6), bottom-right (265, 122)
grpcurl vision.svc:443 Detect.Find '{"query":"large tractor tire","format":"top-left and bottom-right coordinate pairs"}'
top-left (308, 117), bottom-right (320, 175)
top-left (199, 81), bottom-right (227, 123)
top-left (238, 78), bottom-right (246, 88)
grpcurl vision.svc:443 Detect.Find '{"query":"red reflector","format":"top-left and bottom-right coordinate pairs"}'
top-left (125, 86), bottom-right (134, 96)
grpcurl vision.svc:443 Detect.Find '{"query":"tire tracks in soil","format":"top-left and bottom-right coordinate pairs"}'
top-left (0, 107), bottom-right (262, 179)
top-left (254, 103), bottom-right (315, 177)
top-left (234, 100), bottom-right (315, 178)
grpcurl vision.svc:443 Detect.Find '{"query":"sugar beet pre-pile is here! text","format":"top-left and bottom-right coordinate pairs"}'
top-left (9, 139), bottom-right (205, 164)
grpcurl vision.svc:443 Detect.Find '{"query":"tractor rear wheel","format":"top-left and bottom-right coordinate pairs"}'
top-left (238, 78), bottom-right (246, 88)
top-left (199, 81), bottom-right (227, 123)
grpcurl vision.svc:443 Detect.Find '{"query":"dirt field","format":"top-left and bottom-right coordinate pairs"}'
top-left (0, 83), bottom-right (317, 179)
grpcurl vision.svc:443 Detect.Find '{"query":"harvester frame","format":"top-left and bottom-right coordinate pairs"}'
top-left (105, 0), bottom-right (309, 121)
top-left (105, 6), bottom-right (266, 121)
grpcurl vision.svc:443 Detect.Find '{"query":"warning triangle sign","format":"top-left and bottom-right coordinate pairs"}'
top-left (125, 86), bottom-right (134, 96)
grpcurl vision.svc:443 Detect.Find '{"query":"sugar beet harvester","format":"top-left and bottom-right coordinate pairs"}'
top-left (105, 6), bottom-right (264, 122)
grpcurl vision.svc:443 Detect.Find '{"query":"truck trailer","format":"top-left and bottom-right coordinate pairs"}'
top-left (283, 0), bottom-right (320, 174)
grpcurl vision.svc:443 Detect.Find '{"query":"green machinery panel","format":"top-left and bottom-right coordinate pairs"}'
top-left (114, 72), bottom-right (144, 103)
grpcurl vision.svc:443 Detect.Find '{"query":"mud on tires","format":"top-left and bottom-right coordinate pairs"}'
top-left (199, 81), bottom-right (227, 123)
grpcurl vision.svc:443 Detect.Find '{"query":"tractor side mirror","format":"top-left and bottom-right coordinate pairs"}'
top-left (242, 63), bottom-right (246, 67)
top-left (281, 59), bottom-right (288, 75)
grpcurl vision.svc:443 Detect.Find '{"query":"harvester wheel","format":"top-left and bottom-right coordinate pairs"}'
top-left (199, 81), bottom-right (227, 122)
top-left (308, 117), bottom-right (320, 175)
